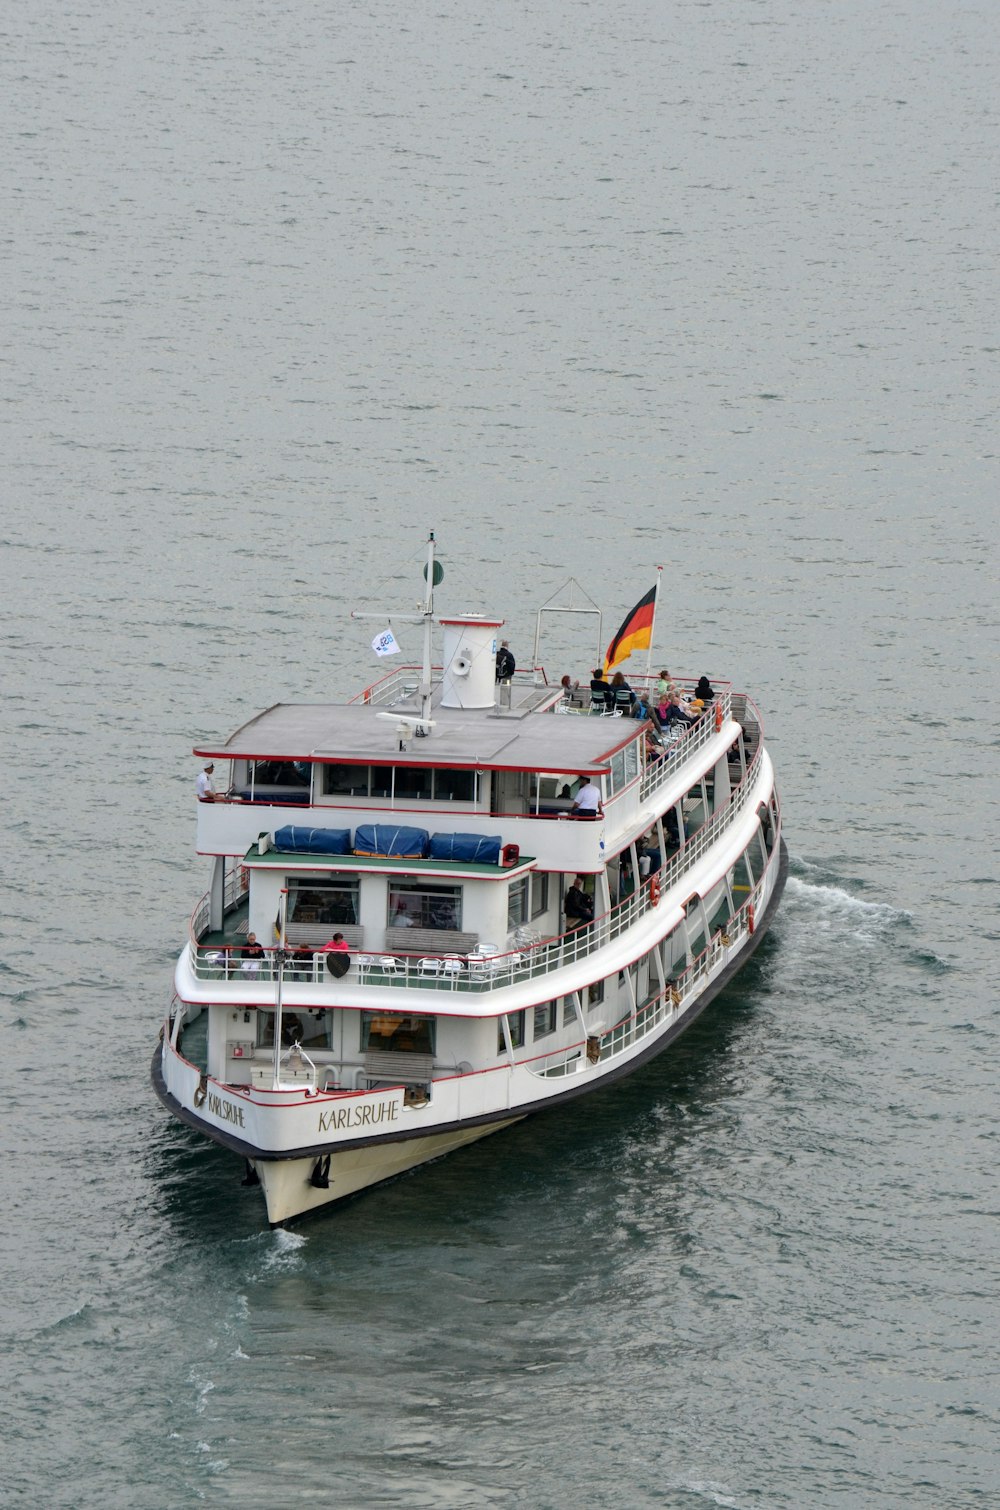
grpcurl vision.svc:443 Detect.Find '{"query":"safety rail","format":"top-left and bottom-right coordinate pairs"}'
top-left (188, 748), bottom-right (766, 992)
top-left (351, 664), bottom-right (549, 707)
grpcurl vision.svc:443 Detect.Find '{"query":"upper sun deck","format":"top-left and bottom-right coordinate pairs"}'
top-left (194, 675), bottom-right (644, 776)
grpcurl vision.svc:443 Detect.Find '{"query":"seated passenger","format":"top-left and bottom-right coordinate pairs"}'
top-left (662, 695), bottom-right (696, 728)
top-left (564, 876), bottom-right (594, 930)
top-left (242, 932), bottom-right (265, 959)
top-left (589, 668), bottom-right (613, 713)
top-left (694, 675), bottom-right (715, 702)
top-left (610, 671), bottom-right (635, 715)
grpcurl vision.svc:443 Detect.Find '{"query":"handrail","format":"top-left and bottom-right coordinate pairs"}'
top-left (188, 728), bottom-right (769, 989)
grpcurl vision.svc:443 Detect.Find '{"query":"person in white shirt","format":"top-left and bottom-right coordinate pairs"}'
top-left (570, 778), bottom-right (603, 819)
top-left (196, 763), bottom-right (218, 801)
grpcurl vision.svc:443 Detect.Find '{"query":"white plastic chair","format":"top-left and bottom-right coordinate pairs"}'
top-left (379, 956), bottom-right (400, 977)
top-left (441, 956), bottom-right (464, 987)
top-left (419, 957), bottom-right (441, 978)
top-left (355, 953), bottom-right (375, 980)
top-left (474, 942), bottom-right (500, 958)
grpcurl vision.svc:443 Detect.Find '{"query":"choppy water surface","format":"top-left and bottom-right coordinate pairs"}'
top-left (2, 0), bottom-right (997, 1505)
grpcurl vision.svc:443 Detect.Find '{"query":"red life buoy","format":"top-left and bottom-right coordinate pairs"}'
top-left (747, 901), bottom-right (755, 935)
top-left (714, 701), bottom-right (723, 731)
top-left (648, 874), bottom-right (661, 906)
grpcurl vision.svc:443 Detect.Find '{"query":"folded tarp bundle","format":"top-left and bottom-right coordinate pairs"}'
top-left (428, 832), bottom-right (503, 864)
top-left (353, 824), bottom-right (428, 858)
top-left (271, 826), bottom-right (352, 854)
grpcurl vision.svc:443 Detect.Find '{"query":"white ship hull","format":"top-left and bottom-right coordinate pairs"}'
top-left (154, 837), bottom-right (785, 1224)
top-left (155, 548), bottom-right (787, 1224)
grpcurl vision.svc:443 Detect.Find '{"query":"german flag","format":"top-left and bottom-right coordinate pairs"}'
top-left (604, 585), bottom-right (657, 672)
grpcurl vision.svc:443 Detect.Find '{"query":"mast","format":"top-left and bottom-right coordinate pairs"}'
top-left (643, 566), bottom-right (663, 684)
top-left (420, 531), bottom-right (435, 727)
top-left (272, 888), bottom-right (288, 1087)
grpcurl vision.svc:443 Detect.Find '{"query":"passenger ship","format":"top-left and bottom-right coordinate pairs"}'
top-left (153, 540), bottom-right (787, 1224)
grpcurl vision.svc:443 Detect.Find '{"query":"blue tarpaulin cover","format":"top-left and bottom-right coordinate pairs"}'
top-left (428, 832), bottom-right (503, 864)
top-left (353, 824), bottom-right (428, 858)
top-left (272, 826), bottom-right (352, 854)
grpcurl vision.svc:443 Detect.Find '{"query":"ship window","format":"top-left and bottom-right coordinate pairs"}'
top-left (684, 897), bottom-right (707, 962)
top-left (370, 765), bottom-right (394, 798)
top-left (507, 876), bottom-right (529, 929)
top-left (257, 1010), bottom-right (329, 1049)
top-left (533, 1001), bottom-right (558, 1039)
top-left (361, 1014), bottom-right (434, 1054)
top-left (588, 978), bottom-right (605, 1007)
top-left (530, 873), bottom-right (549, 919)
top-left (434, 769), bottom-right (476, 802)
top-left (287, 877), bottom-right (359, 925)
top-left (623, 740), bottom-right (639, 783)
top-left (388, 880), bottom-right (462, 930)
top-left (323, 764), bottom-right (370, 796)
top-left (498, 1011), bottom-right (525, 1052)
top-left (609, 749), bottom-right (626, 792)
top-left (394, 765), bottom-right (432, 801)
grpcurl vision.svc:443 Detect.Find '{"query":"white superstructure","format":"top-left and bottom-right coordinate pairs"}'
top-left (153, 542), bottom-right (787, 1224)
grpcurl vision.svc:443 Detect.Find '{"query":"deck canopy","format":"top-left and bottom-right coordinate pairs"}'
top-left (194, 701), bottom-right (642, 776)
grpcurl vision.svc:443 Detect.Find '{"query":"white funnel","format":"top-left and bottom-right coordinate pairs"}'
top-left (439, 615), bottom-right (504, 709)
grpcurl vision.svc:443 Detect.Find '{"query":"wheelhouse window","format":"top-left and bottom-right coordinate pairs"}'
top-left (323, 764), bottom-right (371, 797)
top-left (362, 1014), bottom-right (435, 1054)
top-left (388, 879), bottom-right (462, 930)
top-left (287, 877), bottom-right (359, 925)
top-left (321, 765), bottom-right (478, 801)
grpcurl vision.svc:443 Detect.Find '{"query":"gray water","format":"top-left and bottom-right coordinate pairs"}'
top-left (2, 0), bottom-right (997, 1504)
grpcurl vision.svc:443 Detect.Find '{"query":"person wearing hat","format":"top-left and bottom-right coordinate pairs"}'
top-left (570, 776), bottom-right (603, 819)
top-left (196, 762), bottom-right (219, 801)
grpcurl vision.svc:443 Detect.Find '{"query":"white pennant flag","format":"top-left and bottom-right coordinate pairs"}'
top-left (371, 627), bottom-right (401, 658)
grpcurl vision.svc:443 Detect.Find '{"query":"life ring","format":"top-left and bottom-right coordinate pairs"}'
top-left (747, 902), bottom-right (755, 935)
top-left (714, 701), bottom-right (723, 732)
top-left (648, 874), bottom-right (661, 906)
top-left (193, 1074), bottom-right (208, 1108)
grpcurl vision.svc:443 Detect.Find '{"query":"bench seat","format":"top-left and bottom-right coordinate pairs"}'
top-left (285, 923), bottom-right (364, 949)
top-left (383, 927), bottom-right (479, 957)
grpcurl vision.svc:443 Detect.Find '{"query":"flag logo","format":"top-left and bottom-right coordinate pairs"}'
top-left (371, 628), bottom-right (401, 657)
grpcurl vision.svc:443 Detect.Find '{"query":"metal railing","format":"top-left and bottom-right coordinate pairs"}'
top-left (189, 767), bottom-right (765, 994)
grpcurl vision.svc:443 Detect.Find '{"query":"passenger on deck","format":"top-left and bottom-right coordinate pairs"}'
top-left (559, 674), bottom-right (579, 703)
top-left (570, 777), bottom-right (603, 819)
top-left (662, 694), bottom-right (696, 728)
top-left (564, 877), bottom-right (594, 930)
top-left (610, 671), bottom-right (636, 716)
top-left (656, 669), bottom-right (678, 706)
top-left (242, 932), bottom-right (265, 960)
top-left (321, 933), bottom-right (349, 952)
top-left (694, 675), bottom-right (715, 702)
top-left (589, 668), bottom-right (613, 714)
top-left (495, 640), bottom-right (516, 682)
top-left (643, 834), bottom-right (663, 875)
